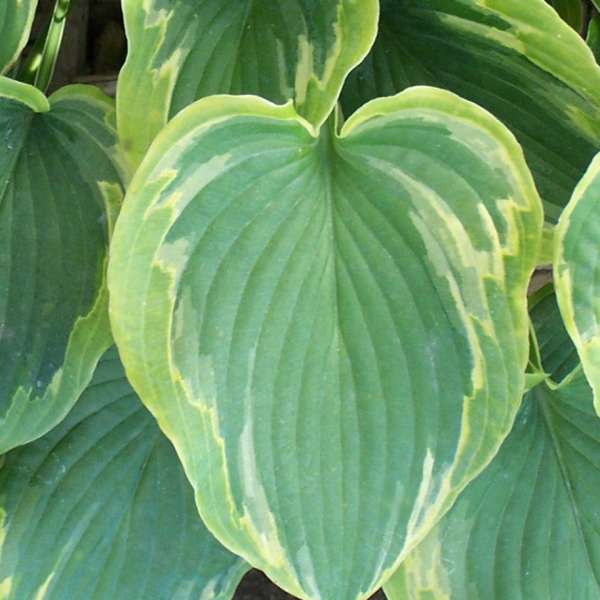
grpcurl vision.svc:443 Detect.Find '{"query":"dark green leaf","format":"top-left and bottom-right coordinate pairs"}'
top-left (0, 1), bottom-right (38, 74)
top-left (0, 347), bottom-right (248, 599)
top-left (108, 89), bottom-right (542, 600)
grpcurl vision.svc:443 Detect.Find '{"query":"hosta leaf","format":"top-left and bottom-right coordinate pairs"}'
top-left (341, 0), bottom-right (600, 222)
top-left (384, 310), bottom-right (600, 600)
top-left (0, 1), bottom-right (38, 74)
top-left (108, 88), bottom-right (542, 600)
top-left (0, 347), bottom-right (248, 600)
top-left (0, 79), bottom-right (125, 452)
top-left (529, 284), bottom-right (579, 385)
top-left (555, 152), bottom-right (600, 414)
top-left (117, 0), bottom-right (378, 167)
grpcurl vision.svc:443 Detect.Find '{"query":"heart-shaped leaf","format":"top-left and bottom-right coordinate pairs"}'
top-left (0, 79), bottom-right (125, 452)
top-left (341, 0), bottom-right (600, 222)
top-left (555, 152), bottom-right (600, 414)
top-left (0, 347), bottom-right (248, 599)
top-left (109, 88), bottom-right (542, 599)
top-left (385, 291), bottom-right (599, 600)
top-left (0, 1), bottom-right (38, 74)
top-left (117, 0), bottom-right (379, 167)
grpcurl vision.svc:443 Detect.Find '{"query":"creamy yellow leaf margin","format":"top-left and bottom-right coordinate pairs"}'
top-left (109, 86), bottom-right (542, 599)
top-left (0, 81), bottom-right (128, 452)
top-left (555, 152), bottom-right (600, 415)
top-left (0, 0), bottom-right (38, 74)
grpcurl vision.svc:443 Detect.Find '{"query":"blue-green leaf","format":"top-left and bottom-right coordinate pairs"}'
top-left (385, 307), bottom-right (599, 599)
top-left (0, 79), bottom-right (126, 452)
top-left (341, 0), bottom-right (600, 222)
top-left (555, 152), bottom-right (600, 414)
top-left (108, 88), bottom-right (542, 600)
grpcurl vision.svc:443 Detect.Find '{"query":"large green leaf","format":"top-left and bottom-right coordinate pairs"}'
top-left (0, 1), bottom-right (38, 74)
top-left (117, 0), bottom-right (378, 167)
top-left (0, 347), bottom-right (248, 599)
top-left (108, 88), bottom-right (542, 599)
top-left (384, 299), bottom-right (600, 600)
top-left (0, 79), bottom-right (125, 452)
top-left (555, 152), bottom-right (600, 414)
top-left (341, 0), bottom-right (600, 222)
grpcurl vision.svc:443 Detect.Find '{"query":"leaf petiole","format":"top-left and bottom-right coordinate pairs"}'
top-left (30, 0), bottom-right (75, 92)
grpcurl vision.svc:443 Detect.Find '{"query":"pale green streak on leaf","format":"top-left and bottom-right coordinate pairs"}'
top-left (0, 0), bottom-right (38, 74)
top-left (0, 347), bottom-right (248, 600)
top-left (547, 0), bottom-right (583, 31)
top-left (0, 81), bottom-right (126, 452)
top-left (536, 223), bottom-right (554, 265)
top-left (384, 369), bottom-right (600, 600)
top-left (117, 0), bottom-right (378, 168)
top-left (109, 88), bottom-right (541, 600)
top-left (555, 152), bottom-right (600, 414)
top-left (341, 0), bottom-right (600, 223)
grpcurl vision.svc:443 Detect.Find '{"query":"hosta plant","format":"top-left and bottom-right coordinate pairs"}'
top-left (2, 0), bottom-right (600, 598)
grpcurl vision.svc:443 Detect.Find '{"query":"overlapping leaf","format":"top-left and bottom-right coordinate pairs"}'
top-left (529, 284), bottom-right (579, 385)
top-left (0, 79), bottom-right (125, 452)
top-left (341, 0), bottom-right (600, 221)
top-left (385, 291), bottom-right (600, 600)
top-left (0, 1), bottom-right (38, 74)
top-left (548, 0), bottom-right (583, 31)
top-left (555, 152), bottom-right (600, 414)
top-left (0, 347), bottom-right (248, 600)
top-left (108, 88), bottom-right (542, 600)
top-left (117, 0), bottom-right (378, 167)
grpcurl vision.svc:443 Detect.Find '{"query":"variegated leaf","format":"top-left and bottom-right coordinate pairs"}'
top-left (0, 0), bottom-right (38, 74)
top-left (548, 0), bottom-right (583, 31)
top-left (108, 88), bottom-right (542, 600)
top-left (0, 347), bottom-right (248, 600)
top-left (0, 79), bottom-right (126, 452)
top-left (529, 283), bottom-right (579, 385)
top-left (385, 292), bottom-right (599, 600)
top-left (341, 0), bottom-right (600, 222)
top-left (555, 152), bottom-right (600, 414)
top-left (587, 13), bottom-right (600, 64)
top-left (117, 0), bottom-right (378, 167)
